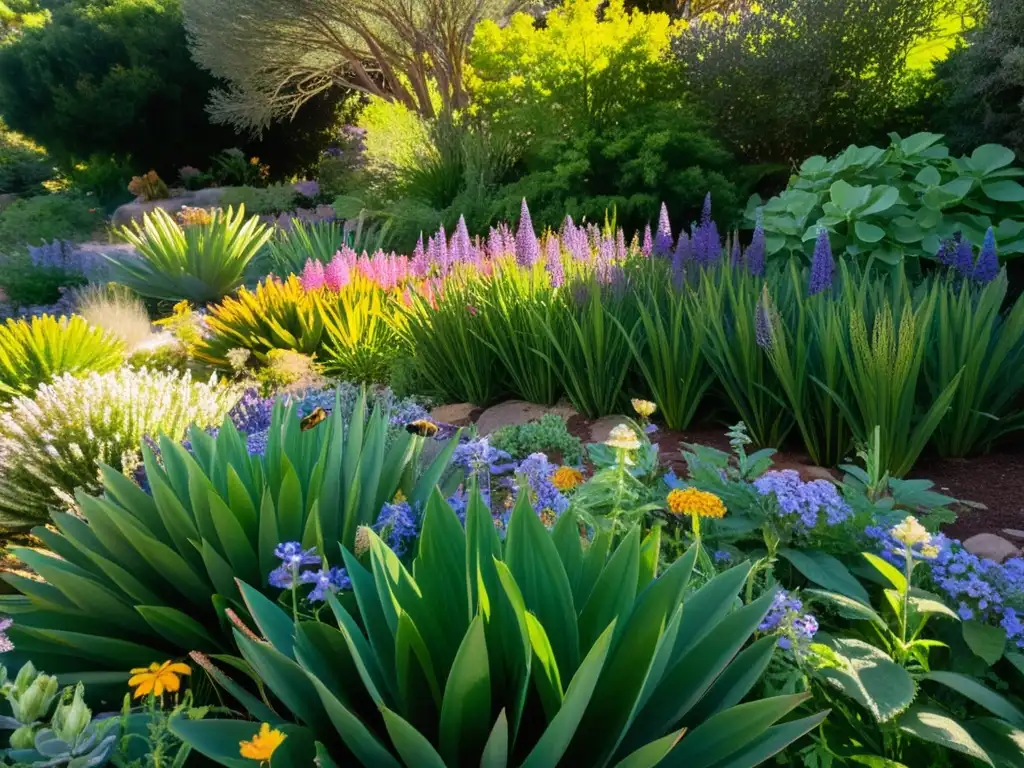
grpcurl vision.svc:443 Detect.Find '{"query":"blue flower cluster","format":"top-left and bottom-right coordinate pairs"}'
top-left (446, 486), bottom-right (492, 526)
top-left (267, 542), bottom-right (350, 603)
top-left (865, 525), bottom-right (1024, 649)
top-left (759, 590), bottom-right (819, 651)
top-left (515, 452), bottom-right (569, 522)
top-left (373, 499), bottom-right (420, 557)
top-left (753, 470), bottom-right (852, 531)
top-left (452, 437), bottom-right (514, 477)
top-left (229, 388), bottom-right (274, 435)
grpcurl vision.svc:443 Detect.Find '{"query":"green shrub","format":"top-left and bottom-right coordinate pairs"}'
top-left (490, 413), bottom-right (583, 464)
top-left (108, 205), bottom-right (274, 303)
top-left (0, 314), bottom-right (124, 399)
top-left (675, 0), bottom-right (952, 165)
top-left (0, 120), bottom-right (52, 195)
top-left (0, 193), bottom-right (100, 248)
top-left (267, 219), bottom-right (344, 274)
top-left (0, 392), bottom-right (461, 671)
top-left (0, 247), bottom-right (87, 309)
top-left (219, 183), bottom-right (297, 215)
top-left (747, 132), bottom-right (1024, 267)
top-left (173, 498), bottom-right (824, 767)
top-left (0, 367), bottom-right (240, 528)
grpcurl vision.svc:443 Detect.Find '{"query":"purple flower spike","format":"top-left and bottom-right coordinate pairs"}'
top-left (654, 203), bottom-right (673, 257)
top-left (745, 217), bottom-right (766, 277)
top-left (516, 199), bottom-right (540, 267)
top-left (452, 215), bottom-right (472, 263)
top-left (973, 227), bottom-right (998, 284)
top-left (953, 236), bottom-right (974, 279)
top-left (808, 228), bottom-right (835, 296)
top-left (701, 193), bottom-right (712, 226)
top-left (730, 235), bottom-right (742, 267)
top-left (300, 259), bottom-right (326, 291)
top-left (546, 235), bottom-right (564, 287)
top-left (642, 223), bottom-right (653, 257)
top-left (755, 297), bottom-right (772, 350)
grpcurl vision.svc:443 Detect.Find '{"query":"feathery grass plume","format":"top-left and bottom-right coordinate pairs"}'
top-left (0, 367), bottom-right (241, 527)
top-left (72, 283), bottom-right (155, 353)
top-left (836, 283), bottom-right (962, 476)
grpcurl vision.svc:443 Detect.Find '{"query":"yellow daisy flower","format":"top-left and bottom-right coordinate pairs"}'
top-left (551, 466), bottom-right (584, 491)
top-left (239, 723), bottom-right (286, 762)
top-left (631, 399), bottom-right (657, 418)
top-left (666, 488), bottom-right (727, 519)
top-left (128, 661), bottom-right (191, 699)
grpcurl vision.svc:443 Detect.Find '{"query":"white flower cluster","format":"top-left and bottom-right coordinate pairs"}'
top-left (0, 367), bottom-right (242, 527)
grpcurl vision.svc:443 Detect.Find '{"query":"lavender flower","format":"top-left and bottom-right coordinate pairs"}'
top-left (641, 223), bottom-right (653, 257)
top-left (373, 499), bottom-right (420, 557)
top-left (973, 227), bottom-right (998, 284)
top-left (294, 180), bottom-right (320, 198)
top-left (808, 228), bottom-right (835, 296)
top-left (745, 217), bottom-right (766, 277)
top-left (452, 437), bottom-right (514, 478)
top-left (615, 228), bottom-right (627, 260)
top-left (229, 389), bottom-right (273, 434)
top-left (953, 236), bottom-right (974, 279)
top-left (545, 235), bottom-right (564, 287)
top-left (753, 470), bottom-right (851, 531)
top-left (701, 193), bottom-right (712, 226)
top-left (411, 233), bottom-right (429, 277)
top-left (935, 237), bottom-right (957, 267)
top-left (299, 567), bottom-right (351, 601)
top-left (759, 590), bottom-right (818, 651)
top-left (452, 215), bottom-right (472, 263)
top-left (654, 203), bottom-right (673, 257)
top-left (515, 452), bottom-right (569, 521)
top-left (516, 199), bottom-right (540, 267)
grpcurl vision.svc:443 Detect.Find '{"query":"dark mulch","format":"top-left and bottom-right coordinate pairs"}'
top-left (562, 413), bottom-right (1024, 541)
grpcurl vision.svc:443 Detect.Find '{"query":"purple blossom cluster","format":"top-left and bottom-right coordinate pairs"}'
top-left (753, 470), bottom-right (852, 531)
top-left (24, 240), bottom-right (107, 283)
top-left (452, 437), bottom-right (515, 478)
top-left (373, 498), bottom-right (420, 557)
top-left (269, 542), bottom-right (350, 602)
top-left (293, 180), bottom-right (321, 199)
top-left (808, 228), bottom-right (834, 296)
top-left (758, 590), bottom-right (819, 651)
top-left (514, 452), bottom-right (570, 521)
top-left (446, 485), bottom-right (492, 526)
top-left (229, 388), bottom-right (274, 435)
top-left (936, 228), bottom-right (1000, 284)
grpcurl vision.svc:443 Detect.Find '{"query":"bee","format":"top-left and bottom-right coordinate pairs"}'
top-left (405, 419), bottom-right (439, 438)
top-left (300, 407), bottom-right (329, 431)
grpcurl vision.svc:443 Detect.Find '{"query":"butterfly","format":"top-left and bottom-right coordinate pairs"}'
top-left (405, 419), bottom-right (439, 438)
top-left (300, 407), bottom-right (329, 431)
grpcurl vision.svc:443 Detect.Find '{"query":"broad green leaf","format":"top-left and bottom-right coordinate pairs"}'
top-left (438, 615), bottom-right (491, 765)
top-left (818, 638), bottom-right (915, 723)
top-left (971, 144), bottom-right (1016, 174)
top-left (963, 620), bottom-right (1007, 665)
top-left (982, 180), bottom-right (1024, 202)
top-left (779, 548), bottom-right (870, 604)
top-left (854, 221), bottom-right (886, 243)
top-left (706, 712), bottom-right (829, 768)
top-left (525, 612), bottom-right (563, 718)
top-left (382, 706), bottom-right (448, 768)
top-left (861, 553), bottom-right (907, 592)
top-left (236, 580), bottom-right (296, 657)
top-left (899, 706), bottom-right (993, 765)
top-left (521, 623), bottom-right (614, 768)
top-left (831, 180), bottom-right (871, 212)
top-left (480, 711), bottom-right (509, 768)
top-left (170, 719), bottom-right (312, 768)
top-left (578, 527), bottom-right (640, 653)
top-left (920, 671), bottom-right (1024, 727)
top-left (307, 675), bottom-right (399, 767)
top-left (611, 729), bottom-right (685, 768)
top-left (136, 606), bottom-right (218, 651)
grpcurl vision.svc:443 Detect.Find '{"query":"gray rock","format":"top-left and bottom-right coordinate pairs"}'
top-left (191, 187), bottom-right (227, 206)
top-left (1001, 528), bottom-right (1024, 542)
top-left (474, 400), bottom-right (579, 436)
top-left (962, 533), bottom-right (1021, 564)
top-left (111, 187), bottom-right (229, 228)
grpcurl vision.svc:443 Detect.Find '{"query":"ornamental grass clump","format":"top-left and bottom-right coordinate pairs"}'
top-left (0, 367), bottom-right (241, 528)
top-left (171, 493), bottom-right (824, 766)
top-left (0, 314), bottom-right (125, 399)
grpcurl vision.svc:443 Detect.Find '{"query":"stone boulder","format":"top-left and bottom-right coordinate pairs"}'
top-left (111, 187), bottom-right (229, 228)
top-left (474, 400), bottom-right (579, 436)
top-left (963, 533), bottom-right (1021, 564)
top-left (429, 402), bottom-right (480, 427)
top-left (588, 415), bottom-right (631, 444)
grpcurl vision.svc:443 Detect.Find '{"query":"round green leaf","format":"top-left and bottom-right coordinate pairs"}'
top-left (971, 144), bottom-right (1016, 175)
top-left (854, 221), bottom-right (886, 244)
top-left (982, 180), bottom-right (1024, 202)
top-left (915, 166), bottom-right (942, 186)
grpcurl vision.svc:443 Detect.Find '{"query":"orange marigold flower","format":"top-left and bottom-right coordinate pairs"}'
top-left (239, 723), bottom-right (286, 761)
top-left (666, 487), bottom-right (727, 519)
top-left (551, 466), bottom-right (584, 491)
top-left (128, 661), bottom-right (191, 699)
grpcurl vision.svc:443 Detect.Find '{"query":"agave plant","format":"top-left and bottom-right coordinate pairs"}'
top-left (107, 205), bottom-right (273, 303)
top-left (172, 493), bottom-right (825, 767)
top-left (0, 392), bottom-right (460, 676)
top-left (0, 314), bottom-right (124, 399)
top-left (195, 276), bottom-right (324, 369)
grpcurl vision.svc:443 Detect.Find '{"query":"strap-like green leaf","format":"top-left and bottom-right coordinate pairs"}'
top-left (439, 614), bottom-right (491, 765)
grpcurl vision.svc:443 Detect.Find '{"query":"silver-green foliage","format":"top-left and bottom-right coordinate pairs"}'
top-left (0, 392), bottom-right (459, 674)
top-left (0, 367), bottom-right (240, 529)
top-left (173, 495), bottom-right (826, 767)
top-left (747, 133), bottom-right (1024, 265)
